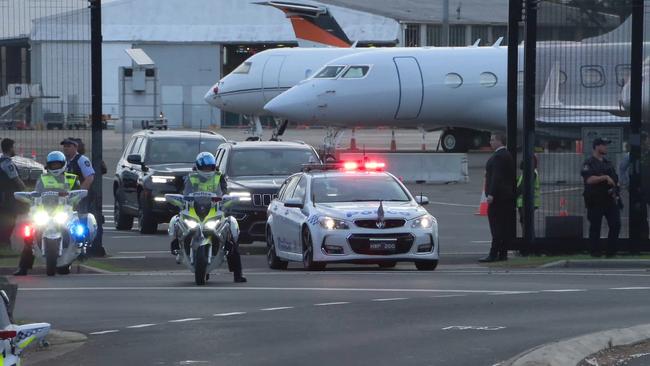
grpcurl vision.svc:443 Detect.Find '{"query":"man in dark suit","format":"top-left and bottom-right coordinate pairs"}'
top-left (479, 132), bottom-right (516, 263)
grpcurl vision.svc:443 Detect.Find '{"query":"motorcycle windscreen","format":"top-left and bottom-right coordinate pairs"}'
top-left (193, 198), bottom-right (212, 220)
top-left (393, 57), bottom-right (424, 120)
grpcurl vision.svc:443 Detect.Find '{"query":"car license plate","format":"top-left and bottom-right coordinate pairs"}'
top-left (369, 242), bottom-right (396, 251)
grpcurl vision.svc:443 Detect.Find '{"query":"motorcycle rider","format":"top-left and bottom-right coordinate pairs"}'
top-left (14, 151), bottom-right (79, 276)
top-left (170, 152), bottom-right (247, 283)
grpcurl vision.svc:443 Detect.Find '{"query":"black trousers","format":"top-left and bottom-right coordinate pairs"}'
top-left (587, 203), bottom-right (621, 256)
top-left (488, 200), bottom-right (515, 257)
top-left (18, 238), bottom-right (35, 271)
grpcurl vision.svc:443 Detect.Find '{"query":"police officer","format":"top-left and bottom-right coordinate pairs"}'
top-left (582, 137), bottom-right (621, 258)
top-left (171, 152), bottom-right (246, 283)
top-left (0, 139), bottom-right (26, 247)
top-left (61, 138), bottom-right (105, 257)
top-left (14, 151), bottom-right (79, 276)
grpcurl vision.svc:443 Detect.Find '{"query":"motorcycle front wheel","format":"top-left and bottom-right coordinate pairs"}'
top-left (194, 245), bottom-right (209, 286)
top-left (44, 239), bottom-right (59, 276)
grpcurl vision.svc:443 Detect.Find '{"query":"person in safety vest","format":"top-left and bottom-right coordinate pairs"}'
top-left (14, 151), bottom-right (79, 276)
top-left (171, 152), bottom-right (246, 283)
top-left (516, 155), bottom-right (541, 233)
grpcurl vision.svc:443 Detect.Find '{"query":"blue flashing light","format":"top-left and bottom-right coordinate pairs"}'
top-left (70, 223), bottom-right (87, 241)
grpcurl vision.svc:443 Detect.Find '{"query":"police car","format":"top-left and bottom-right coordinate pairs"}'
top-left (266, 161), bottom-right (439, 270)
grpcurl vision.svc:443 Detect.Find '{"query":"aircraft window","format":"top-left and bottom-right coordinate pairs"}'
top-left (341, 66), bottom-right (370, 79)
top-left (444, 73), bottom-right (463, 88)
top-left (615, 64), bottom-right (631, 87)
top-left (232, 62), bottom-right (252, 74)
top-left (559, 71), bottom-right (567, 85)
top-left (479, 72), bottom-right (498, 87)
top-left (581, 65), bottom-right (605, 88)
top-left (314, 65), bottom-right (346, 79)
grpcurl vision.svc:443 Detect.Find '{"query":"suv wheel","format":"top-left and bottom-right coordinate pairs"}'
top-left (266, 228), bottom-right (288, 270)
top-left (138, 194), bottom-right (158, 234)
top-left (114, 193), bottom-right (134, 230)
top-left (415, 260), bottom-right (438, 271)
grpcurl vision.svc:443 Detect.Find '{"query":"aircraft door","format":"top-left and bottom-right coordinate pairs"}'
top-left (393, 57), bottom-right (424, 120)
top-left (262, 56), bottom-right (286, 102)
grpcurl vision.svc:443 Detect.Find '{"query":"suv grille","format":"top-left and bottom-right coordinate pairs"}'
top-left (253, 193), bottom-right (278, 207)
top-left (354, 219), bottom-right (406, 229)
top-left (348, 233), bottom-right (414, 255)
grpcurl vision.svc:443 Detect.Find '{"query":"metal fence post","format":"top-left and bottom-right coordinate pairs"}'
top-left (522, 0), bottom-right (537, 246)
top-left (507, 0), bottom-right (522, 246)
top-left (90, 0), bottom-right (103, 219)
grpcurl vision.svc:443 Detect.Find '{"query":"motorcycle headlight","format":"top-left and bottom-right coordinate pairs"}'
top-left (411, 214), bottom-right (435, 229)
top-left (319, 216), bottom-right (349, 230)
top-left (54, 211), bottom-right (69, 225)
top-left (204, 219), bottom-right (220, 230)
top-left (183, 217), bottom-right (199, 229)
top-left (33, 210), bottom-right (50, 226)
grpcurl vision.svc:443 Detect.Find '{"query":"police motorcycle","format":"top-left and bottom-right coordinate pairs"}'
top-left (0, 290), bottom-right (50, 365)
top-left (167, 191), bottom-right (240, 285)
top-left (14, 189), bottom-right (97, 276)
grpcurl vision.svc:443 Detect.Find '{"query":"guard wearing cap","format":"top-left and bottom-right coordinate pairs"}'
top-left (0, 139), bottom-right (26, 247)
top-left (61, 138), bottom-right (105, 257)
top-left (582, 137), bottom-right (621, 257)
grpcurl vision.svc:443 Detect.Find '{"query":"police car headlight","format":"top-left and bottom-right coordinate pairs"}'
top-left (54, 211), bottom-right (69, 225)
top-left (33, 210), bottom-right (50, 226)
top-left (319, 217), bottom-right (349, 230)
top-left (183, 218), bottom-right (199, 229)
top-left (204, 219), bottom-right (220, 230)
top-left (411, 214), bottom-right (435, 229)
top-left (151, 175), bottom-right (175, 184)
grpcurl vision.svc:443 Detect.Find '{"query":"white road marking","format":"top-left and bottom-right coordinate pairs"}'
top-left (428, 201), bottom-right (475, 208)
top-left (610, 287), bottom-right (650, 290)
top-left (442, 326), bottom-right (506, 331)
top-left (127, 324), bottom-right (156, 329)
top-left (488, 291), bottom-right (540, 296)
top-left (90, 330), bottom-right (119, 335)
top-left (119, 251), bottom-right (169, 254)
top-left (540, 187), bottom-right (581, 194)
top-left (213, 312), bottom-right (246, 317)
top-left (314, 302), bottom-right (350, 306)
top-left (168, 318), bottom-right (202, 323)
top-left (260, 307), bottom-right (294, 311)
top-left (104, 256), bottom-right (146, 260)
top-left (372, 298), bottom-right (407, 302)
top-left (542, 289), bottom-right (587, 293)
top-left (430, 295), bottom-right (467, 298)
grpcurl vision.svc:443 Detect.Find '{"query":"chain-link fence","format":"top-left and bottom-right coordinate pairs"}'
top-left (1, 0), bottom-right (91, 164)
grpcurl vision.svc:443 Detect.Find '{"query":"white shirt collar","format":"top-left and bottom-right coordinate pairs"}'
top-left (495, 146), bottom-right (506, 152)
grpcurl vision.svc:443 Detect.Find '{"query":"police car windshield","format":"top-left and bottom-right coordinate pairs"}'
top-left (312, 175), bottom-right (410, 203)
top-left (146, 138), bottom-right (225, 165)
top-left (229, 148), bottom-right (317, 177)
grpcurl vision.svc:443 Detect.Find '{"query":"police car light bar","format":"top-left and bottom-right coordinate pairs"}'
top-left (301, 160), bottom-right (386, 172)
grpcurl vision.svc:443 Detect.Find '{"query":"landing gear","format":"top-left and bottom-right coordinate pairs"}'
top-left (439, 128), bottom-right (490, 153)
top-left (244, 115), bottom-right (264, 141)
top-left (270, 119), bottom-right (289, 141)
top-left (322, 127), bottom-right (344, 161)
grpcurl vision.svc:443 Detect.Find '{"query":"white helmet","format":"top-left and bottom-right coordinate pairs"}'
top-left (195, 152), bottom-right (216, 179)
top-left (46, 151), bottom-right (67, 177)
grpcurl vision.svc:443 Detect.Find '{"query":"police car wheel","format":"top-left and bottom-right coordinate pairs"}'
top-left (415, 260), bottom-right (438, 271)
top-left (302, 228), bottom-right (325, 271)
top-left (266, 228), bottom-right (288, 270)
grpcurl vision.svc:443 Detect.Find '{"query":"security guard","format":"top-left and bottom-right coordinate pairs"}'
top-left (171, 152), bottom-right (246, 283)
top-left (582, 137), bottom-right (621, 258)
top-left (14, 151), bottom-right (79, 276)
top-left (0, 139), bottom-right (26, 247)
top-left (61, 138), bottom-right (105, 257)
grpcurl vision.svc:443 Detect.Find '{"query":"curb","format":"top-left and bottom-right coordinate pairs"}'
top-left (25, 329), bottom-right (87, 365)
top-left (541, 259), bottom-right (650, 269)
top-left (502, 324), bottom-right (650, 366)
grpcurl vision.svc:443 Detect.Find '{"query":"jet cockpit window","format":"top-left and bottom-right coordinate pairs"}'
top-left (232, 62), bottom-right (252, 74)
top-left (341, 66), bottom-right (370, 79)
top-left (314, 65), bottom-right (346, 79)
top-left (581, 65), bottom-right (605, 88)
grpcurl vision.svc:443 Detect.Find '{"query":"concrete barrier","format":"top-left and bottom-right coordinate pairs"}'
top-left (337, 152), bottom-right (469, 184)
top-left (537, 153), bottom-right (624, 185)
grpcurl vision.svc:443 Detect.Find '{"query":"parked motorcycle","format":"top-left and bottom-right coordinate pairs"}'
top-left (167, 192), bottom-right (240, 285)
top-left (14, 190), bottom-right (97, 276)
top-left (0, 290), bottom-right (50, 365)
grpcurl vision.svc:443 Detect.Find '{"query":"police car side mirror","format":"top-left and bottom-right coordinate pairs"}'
top-left (126, 154), bottom-right (142, 165)
top-left (415, 195), bottom-right (429, 205)
top-left (284, 198), bottom-right (303, 209)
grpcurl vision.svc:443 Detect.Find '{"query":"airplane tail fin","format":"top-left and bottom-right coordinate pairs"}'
top-left (255, 1), bottom-right (352, 48)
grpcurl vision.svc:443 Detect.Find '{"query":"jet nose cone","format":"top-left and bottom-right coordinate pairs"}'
top-left (264, 88), bottom-right (314, 121)
top-left (205, 84), bottom-right (224, 108)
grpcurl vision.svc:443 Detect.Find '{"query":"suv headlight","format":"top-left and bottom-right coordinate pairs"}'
top-left (319, 216), bottom-right (349, 230)
top-left (411, 214), bottom-right (435, 229)
top-left (183, 217), bottom-right (199, 229)
top-left (229, 191), bottom-right (251, 202)
top-left (151, 175), bottom-right (175, 184)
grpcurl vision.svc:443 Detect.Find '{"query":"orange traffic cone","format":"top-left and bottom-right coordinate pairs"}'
top-left (350, 128), bottom-right (357, 150)
top-left (390, 130), bottom-right (397, 151)
top-left (559, 198), bottom-right (568, 217)
top-left (475, 179), bottom-right (488, 216)
top-left (31, 149), bottom-right (36, 159)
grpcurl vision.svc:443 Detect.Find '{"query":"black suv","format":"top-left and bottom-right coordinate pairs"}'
top-left (113, 130), bottom-right (226, 234)
top-left (215, 141), bottom-right (320, 243)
